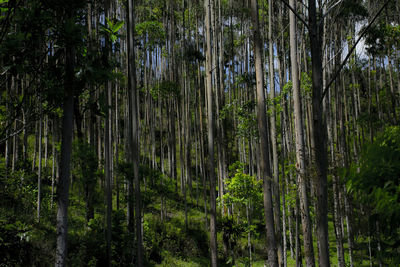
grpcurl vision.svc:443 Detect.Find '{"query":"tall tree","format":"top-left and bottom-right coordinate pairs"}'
top-left (307, 0), bottom-right (331, 265)
top-left (55, 7), bottom-right (76, 267)
top-left (268, 0), bottom-right (282, 264)
top-left (127, 0), bottom-right (143, 264)
top-left (250, 0), bottom-right (278, 266)
top-left (104, 1), bottom-right (113, 266)
top-left (289, 0), bottom-right (315, 266)
top-left (204, 0), bottom-right (218, 265)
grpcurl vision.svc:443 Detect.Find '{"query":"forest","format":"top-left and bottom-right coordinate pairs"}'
top-left (0, 0), bottom-right (399, 266)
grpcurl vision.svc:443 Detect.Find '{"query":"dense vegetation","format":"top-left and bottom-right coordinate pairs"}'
top-left (0, 0), bottom-right (399, 266)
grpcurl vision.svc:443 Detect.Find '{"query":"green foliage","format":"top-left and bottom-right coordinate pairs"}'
top-left (235, 73), bottom-right (255, 87)
top-left (220, 215), bottom-right (244, 263)
top-left (223, 162), bottom-right (262, 207)
top-left (100, 18), bottom-right (124, 43)
top-left (143, 214), bottom-right (209, 265)
top-left (68, 211), bottom-right (135, 266)
top-left (239, 101), bottom-right (258, 139)
top-left (0, 0), bottom-right (9, 21)
top-left (282, 80), bottom-right (293, 95)
top-left (365, 21), bottom-right (400, 56)
top-left (135, 20), bottom-right (165, 49)
top-left (184, 46), bottom-right (205, 63)
top-left (346, 126), bottom-right (400, 264)
top-left (336, 0), bottom-right (368, 21)
top-left (0, 159), bottom-right (55, 266)
top-left (72, 140), bottom-right (99, 188)
top-left (149, 81), bottom-right (180, 100)
top-left (301, 72), bottom-right (312, 97)
top-left (347, 126), bottom-right (400, 215)
top-left (283, 72), bottom-right (311, 99)
top-left (220, 100), bottom-right (258, 139)
top-left (140, 165), bottom-right (176, 204)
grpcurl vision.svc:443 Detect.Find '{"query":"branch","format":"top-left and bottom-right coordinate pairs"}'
top-left (0, 123), bottom-right (29, 145)
top-left (0, 0), bottom-right (20, 45)
top-left (320, 0), bottom-right (345, 22)
top-left (321, 0), bottom-right (391, 102)
top-left (279, 0), bottom-right (309, 30)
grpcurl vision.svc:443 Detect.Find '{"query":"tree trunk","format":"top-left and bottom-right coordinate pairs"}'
top-left (37, 103), bottom-right (42, 222)
top-left (127, 0), bottom-right (143, 264)
top-left (268, 1), bottom-right (282, 265)
top-left (55, 26), bottom-right (75, 267)
top-left (250, 0), bottom-right (278, 265)
top-left (308, 1), bottom-right (330, 266)
top-left (205, 0), bottom-right (217, 265)
top-left (104, 2), bottom-right (113, 265)
top-left (289, 0), bottom-right (316, 265)
top-left (105, 79), bottom-right (113, 267)
top-left (51, 119), bottom-right (56, 208)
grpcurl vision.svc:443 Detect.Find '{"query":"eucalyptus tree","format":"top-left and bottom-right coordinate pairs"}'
top-left (55, 0), bottom-right (83, 264)
top-left (127, 0), bottom-right (143, 264)
top-left (250, 0), bottom-right (278, 265)
top-left (127, 0), bottom-right (143, 266)
top-left (267, 0), bottom-right (283, 264)
top-left (205, 0), bottom-right (218, 265)
top-left (104, 1), bottom-right (113, 266)
top-left (288, 0), bottom-right (316, 266)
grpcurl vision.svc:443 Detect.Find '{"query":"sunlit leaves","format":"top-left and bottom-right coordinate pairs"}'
top-left (0, 0), bottom-right (9, 19)
top-left (100, 18), bottom-right (125, 43)
top-left (222, 161), bottom-right (262, 207)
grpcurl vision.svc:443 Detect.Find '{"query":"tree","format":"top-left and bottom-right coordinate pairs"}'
top-left (222, 162), bottom-right (263, 265)
top-left (288, 0), bottom-right (315, 266)
top-left (268, 0), bottom-right (283, 264)
top-left (104, 2), bottom-right (113, 266)
top-left (250, 0), bottom-right (278, 265)
top-left (127, 0), bottom-right (143, 265)
top-left (204, 0), bottom-right (218, 265)
top-left (55, 7), bottom-right (77, 267)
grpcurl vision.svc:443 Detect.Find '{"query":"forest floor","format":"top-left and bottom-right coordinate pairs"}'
top-left (140, 177), bottom-right (368, 267)
top-left (0, 162), bottom-right (372, 266)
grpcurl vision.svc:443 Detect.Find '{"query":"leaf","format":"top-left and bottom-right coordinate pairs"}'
top-left (110, 34), bottom-right (117, 43)
top-left (112, 21), bottom-right (124, 33)
top-left (106, 17), bottom-right (113, 29)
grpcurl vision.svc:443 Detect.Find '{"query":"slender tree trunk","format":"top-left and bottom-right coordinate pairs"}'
top-left (105, 79), bottom-right (113, 267)
top-left (246, 203), bottom-right (252, 264)
top-left (55, 24), bottom-right (75, 267)
top-left (37, 103), bottom-right (42, 222)
top-left (333, 175), bottom-right (345, 267)
top-left (44, 116), bottom-right (48, 168)
top-left (250, 0), bottom-right (278, 265)
top-left (85, 0), bottom-right (96, 223)
top-left (334, 28), bottom-right (346, 266)
top-left (268, 1), bottom-right (282, 264)
top-left (126, 0), bottom-right (134, 235)
top-left (218, 0), bottom-right (227, 216)
top-left (205, 0), bottom-right (217, 265)
top-left (295, 198), bottom-right (302, 267)
top-left (104, 2), bottom-right (113, 265)
top-left (32, 120), bottom-right (37, 171)
top-left (115, 82), bottom-right (120, 210)
top-left (289, 0), bottom-right (315, 265)
top-left (127, 0), bottom-right (143, 264)
top-left (308, 1), bottom-right (330, 266)
top-left (51, 119), bottom-right (56, 208)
